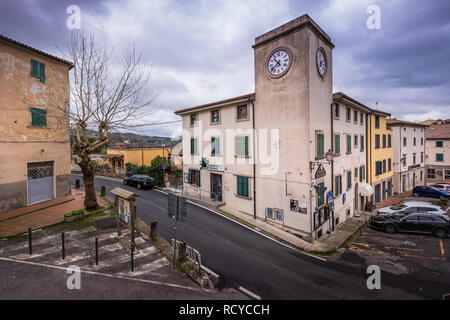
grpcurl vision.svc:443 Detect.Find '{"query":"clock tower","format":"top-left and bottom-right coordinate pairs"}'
top-left (252, 15), bottom-right (335, 239)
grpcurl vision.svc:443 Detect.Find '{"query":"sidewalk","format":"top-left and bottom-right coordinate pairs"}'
top-left (0, 189), bottom-right (107, 238)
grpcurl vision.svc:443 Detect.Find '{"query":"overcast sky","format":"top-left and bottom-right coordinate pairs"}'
top-left (1, 0), bottom-right (449, 137)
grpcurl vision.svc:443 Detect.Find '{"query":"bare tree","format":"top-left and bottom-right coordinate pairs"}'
top-left (66, 33), bottom-right (156, 209)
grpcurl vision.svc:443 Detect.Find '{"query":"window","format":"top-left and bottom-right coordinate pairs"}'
top-left (421, 137), bottom-right (424, 146)
top-left (420, 170), bottom-right (423, 181)
top-left (354, 110), bottom-right (358, 123)
top-left (354, 135), bottom-right (358, 148)
top-left (421, 152), bottom-right (424, 163)
top-left (211, 137), bottom-right (221, 156)
top-left (347, 171), bottom-right (352, 190)
top-left (403, 137), bottom-right (407, 147)
top-left (402, 154), bottom-right (407, 166)
top-left (383, 160), bottom-right (387, 173)
top-left (334, 134), bottom-right (340, 155)
top-left (375, 116), bottom-right (380, 128)
top-left (413, 153), bottom-right (416, 164)
top-left (190, 138), bottom-right (198, 155)
top-left (316, 133), bottom-right (324, 158)
top-left (436, 154), bottom-right (444, 162)
top-left (318, 182), bottom-right (325, 207)
top-left (375, 134), bottom-right (380, 149)
top-left (334, 103), bottom-right (340, 119)
top-left (335, 175), bottom-right (342, 196)
top-left (31, 108), bottom-right (47, 127)
top-left (237, 176), bottom-right (249, 198)
top-left (346, 135), bottom-right (351, 154)
top-left (360, 135), bottom-right (365, 151)
top-left (236, 136), bottom-right (249, 157)
top-left (375, 161), bottom-right (382, 176)
top-left (388, 159), bottom-right (392, 172)
top-left (360, 113), bottom-right (364, 124)
top-left (188, 169), bottom-right (200, 187)
top-left (359, 166), bottom-right (365, 182)
top-left (413, 137), bottom-right (416, 146)
top-left (382, 135), bottom-right (386, 148)
top-left (428, 168), bottom-right (436, 179)
top-left (445, 170), bottom-right (450, 180)
top-left (436, 141), bottom-right (443, 148)
top-left (388, 134), bottom-right (392, 148)
top-left (190, 114), bottom-right (197, 126)
top-left (211, 110), bottom-right (220, 123)
top-left (346, 108), bottom-right (351, 122)
top-left (354, 168), bottom-right (358, 180)
top-left (31, 59), bottom-right (45, 83)
top-left (237, 105), bottom-right (248, 120)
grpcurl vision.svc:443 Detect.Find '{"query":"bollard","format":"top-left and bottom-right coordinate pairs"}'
top-left (75, 179), bottom-right (80, 189)
top-left (176, 240), bottom-right (187, 265)
top-left (101, 186), bottom-right (106, 197)
top-left (61, 232), bottom-right (65, 260)
top-left (28, 227), bottom-right (32, 255)
top-left (150, 220), bottom-right (158, 241)
top-left (95, 237), bottom-right (98, 266)
top-left (130, 243), bottom-right (134, 272)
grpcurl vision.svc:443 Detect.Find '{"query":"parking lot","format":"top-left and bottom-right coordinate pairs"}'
top-left (333, 195), bottom-right (450, 281)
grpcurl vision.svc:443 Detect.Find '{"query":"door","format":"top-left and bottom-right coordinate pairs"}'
top-left (397, 214), bottom-right (420, 232)
top-left (27, 161), bottom-right (54, 205)
top-left (210, 173), bottom-right (223, 202)
top-left (375, 184), bottom-right (381, 203)
top-left (413, 173), bottom-right (416, 188)
top-left (402, 175), bottom-right (406, 193)
top-left (382, 182), bottom-right (386, 201)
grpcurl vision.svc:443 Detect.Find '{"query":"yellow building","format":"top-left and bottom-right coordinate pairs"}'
top-left (367, 110), bottom-right (394, 204)
top-left (0, 35), bottom-right (73, 213)
top-left (106, 146), bottom-right (173, 174)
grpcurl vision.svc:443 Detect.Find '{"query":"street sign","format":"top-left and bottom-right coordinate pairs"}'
top-left (327, 191), bottom-right (334, 204)
top-left (162, 164), bottom-right (167, 170)
top-left (315, 164), bottom-right (326, 179)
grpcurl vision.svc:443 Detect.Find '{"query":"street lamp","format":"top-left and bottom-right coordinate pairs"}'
top-left (310, 149), bottom-right (335, 169)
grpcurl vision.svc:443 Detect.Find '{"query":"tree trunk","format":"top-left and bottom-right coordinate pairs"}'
top-left (79, 158), bottom-right (98, 210)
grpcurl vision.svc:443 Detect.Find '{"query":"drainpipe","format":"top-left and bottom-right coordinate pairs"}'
top-left (400, 126), bottom-right (402, 193)
top-left (330, 103), bottom-right (335, 232)
top-left (250, 97), bottom-right (257, 220)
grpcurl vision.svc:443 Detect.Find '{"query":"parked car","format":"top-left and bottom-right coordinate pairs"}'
top-left (377, 200), bottom-right (448, 220)
top-left (369, 213), bottom-right (450, 239)
top-left (432, 184), bottom-right (450, 193)
top-left (413, 186), bottom-right (449, 198)
top-left (123, 175), bottom-right (155, 190)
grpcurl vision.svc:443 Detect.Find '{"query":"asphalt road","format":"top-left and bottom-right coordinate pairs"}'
top-left (71, 175), bottom-right (448, 300)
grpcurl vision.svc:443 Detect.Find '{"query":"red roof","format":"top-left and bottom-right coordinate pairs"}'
top-left (0, 34), bottom-right (74, 69)
top-left (425, 123), bottom-right (450, 139)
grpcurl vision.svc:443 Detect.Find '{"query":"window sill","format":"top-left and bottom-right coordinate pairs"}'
top-left (235, 194), bottom-right (252, 200)
top-left (315, 156), bottom-right (325, 160)
top-left (210, 122), bottom-right (221, 125)
top-left (236, 118), bottom-right (249, 122)
top-left (27, 125), bottom-right (49, 129)
top-left (235, 155), bottom-right (251, 159)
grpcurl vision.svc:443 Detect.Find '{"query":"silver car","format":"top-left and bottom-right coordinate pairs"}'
top-left (377, 201), bottom-right (448, 220)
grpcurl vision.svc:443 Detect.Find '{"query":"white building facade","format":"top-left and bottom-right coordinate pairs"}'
top-left (387, 120), bottom-right (427, 193)
top-left (332, 93), bottom-right (370, 226)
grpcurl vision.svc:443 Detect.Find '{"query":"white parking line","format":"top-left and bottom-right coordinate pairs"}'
top-left (238, 286), bottom-right (261, 300)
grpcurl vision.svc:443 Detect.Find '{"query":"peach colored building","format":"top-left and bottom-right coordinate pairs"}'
top-left (0, 35), bottom-right (73, 213)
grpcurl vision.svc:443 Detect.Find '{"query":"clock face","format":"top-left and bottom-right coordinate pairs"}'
top-left (316, 49), bottom-right (327, 77)
top-left (267, 49), bottom-right (291, 77)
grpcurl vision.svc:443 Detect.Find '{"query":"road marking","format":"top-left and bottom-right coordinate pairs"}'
top-left (201, 265), bottom-right (219, 278)
top-left (383, 246), bottom-right (425, 252)
top-left (238, 286), bottom-right (261, 300)
top-left (116, 257), bottom-right (169, 277)
top-left (0, 257), bottom-right (199, 291)
top-left (89, 176), bottom-right (326, 262)
top-left (184, 200), bottom-right (327, 262)
top-left (440, 240), bottom-right (445, 260)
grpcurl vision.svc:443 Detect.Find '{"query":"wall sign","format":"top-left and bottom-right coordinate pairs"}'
top-left (315, 164), bottom-right (326, 179)
top-left (290, 200), bottom-right (307, 214)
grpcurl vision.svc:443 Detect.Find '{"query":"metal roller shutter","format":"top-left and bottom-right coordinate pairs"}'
top-left (27, 161), bottom-right (54, 205)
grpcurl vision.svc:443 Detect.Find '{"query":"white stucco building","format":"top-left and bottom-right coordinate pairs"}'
top-left (387, 119), bottom-right (427, 193)
top-left (425, 123), bottom-right (450, 184)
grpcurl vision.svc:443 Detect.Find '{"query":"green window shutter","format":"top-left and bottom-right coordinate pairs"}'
top-left (317, 134), bottom-right (324, 158)
top-left (244, 136), bottom-right (249, 157)
top-left (190, 139), bottom-right (194, 154)
top-left (31, 59), bottom-right (38, 77)
top-left (318, 182), bottom-right (325, 207)
top-left (31, 108), bottom-right (47, 127)
top-left (197, 171), bottom-right (201, 186)
top-left (335, 176), bottom-right (339, 196)
top-left (237, 176), bottom-right (248, 197)
top-left (347, 135), bottom-right (351, 153)
top-left (211, 137), bottom-right (216, 155)
top-left (236, 137), bottom-right (244, 157)
top-left (335, 135), bottom-right (340, 155)
top-left (347, 171), bottom-right (352, 189)
top-left (39, 62), bottom-right (46, 83)
top-left (188, 170), bottom-right (192, 184)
